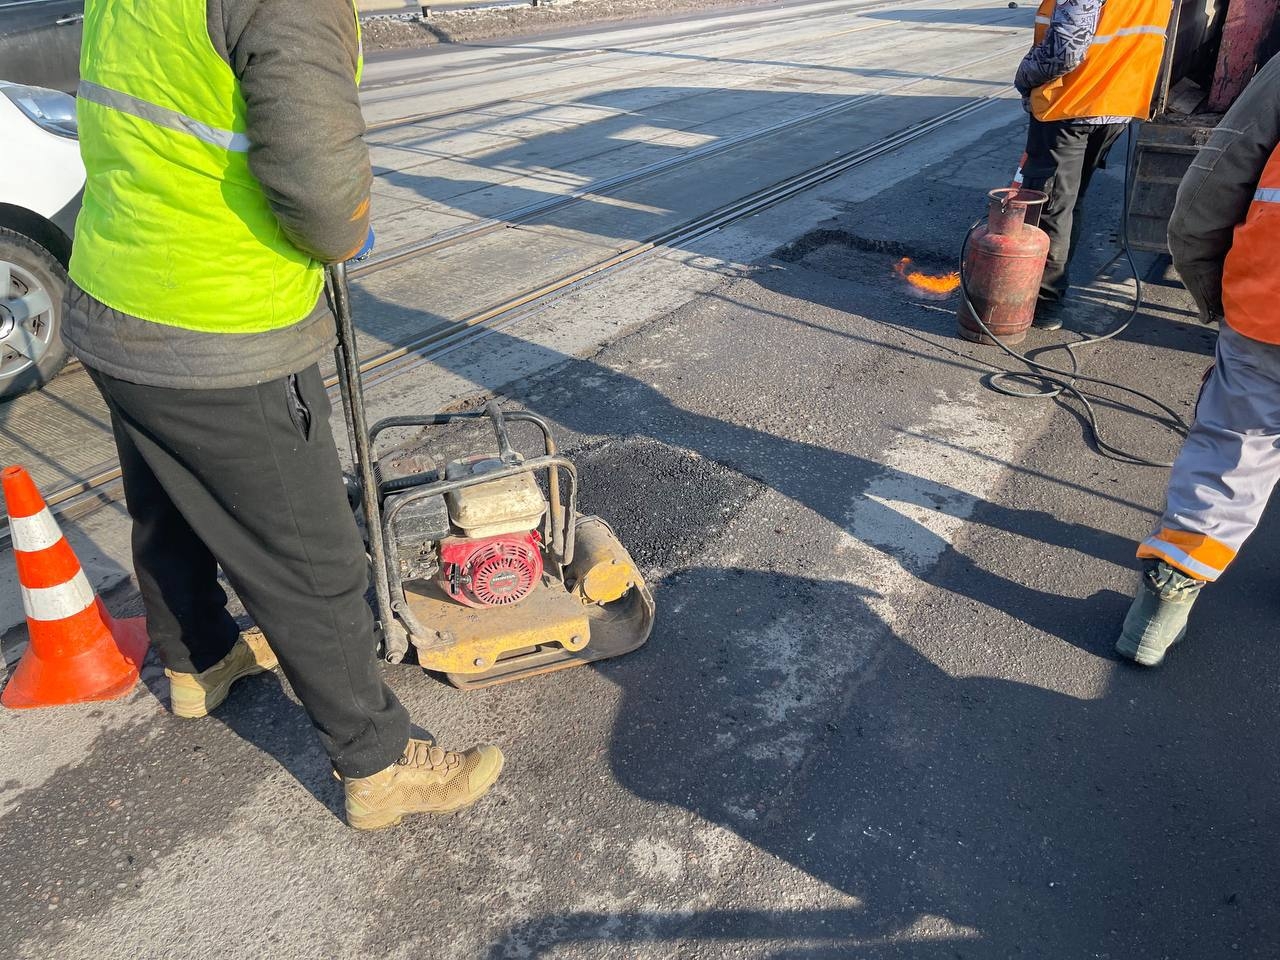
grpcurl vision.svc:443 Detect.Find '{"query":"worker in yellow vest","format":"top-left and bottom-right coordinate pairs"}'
top-left (1117, 54), bottom-right (1280, 666)
top-left (64, 0), bottom-right (503, 829)
top-left (1014, 0), bottom-right (1172, 330)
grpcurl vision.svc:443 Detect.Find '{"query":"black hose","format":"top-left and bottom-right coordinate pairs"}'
top-left (959, 122), bottom-right (1190, 468)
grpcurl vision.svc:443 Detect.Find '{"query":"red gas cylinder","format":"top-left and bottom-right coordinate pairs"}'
top-left (957, 188), bottom-right (1050, 346)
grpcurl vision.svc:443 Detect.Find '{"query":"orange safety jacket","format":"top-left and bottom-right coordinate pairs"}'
top-left (1031, 0), bottom-right (1172, 122)
top-left (1222, 145), bottom-right (1280, 344)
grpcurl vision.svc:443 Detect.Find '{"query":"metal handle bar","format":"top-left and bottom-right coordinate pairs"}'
top-left (324, 261), bottom-right (407, 662)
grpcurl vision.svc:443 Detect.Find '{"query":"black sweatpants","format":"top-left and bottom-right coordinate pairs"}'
top-left (88, 363), bottom-right (410, 779)
top-left (1022, 117), bottom-right (1126, 306)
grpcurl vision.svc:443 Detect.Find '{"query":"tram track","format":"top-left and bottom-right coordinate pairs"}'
top-left (356, 90), bottom-right (1002, 392)
top-left (356, 43), bottom-right (1021, 275)
top-left (357, 0), bottom-right (978, 101)
top-left (1, 19), bottom-right (1026, 543)
top-left (358, 0), bottom-right (1020, 132)
top-left (362, 15), bottom-right (892, 135)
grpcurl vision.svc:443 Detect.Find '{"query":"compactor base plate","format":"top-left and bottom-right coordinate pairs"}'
top-left (404, 515), bottom-right (656, 689)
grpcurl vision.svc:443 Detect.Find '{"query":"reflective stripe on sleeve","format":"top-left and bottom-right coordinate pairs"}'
top-left (1254, 187), bottom-right (1280, 204)
top-left (78, 81), bottom-right (250, 153)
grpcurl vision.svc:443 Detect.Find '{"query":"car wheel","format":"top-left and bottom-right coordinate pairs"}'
top-left (0, 227), bottom-right (70, 401)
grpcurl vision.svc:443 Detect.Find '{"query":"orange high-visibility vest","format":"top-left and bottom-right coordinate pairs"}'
top-left (1031, 0), bottom-right (1172, 121)
top-left (1222, 146), bottom-right (1280, 344)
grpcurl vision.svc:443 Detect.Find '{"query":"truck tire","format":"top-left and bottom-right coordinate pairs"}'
top-left (0, 226), bottom-right (70, 401)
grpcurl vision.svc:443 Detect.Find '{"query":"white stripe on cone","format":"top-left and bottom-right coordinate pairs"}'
top-left (9, 507), bottom-right (64, 553)
top-left (21, 570), bottom-right (96, 622)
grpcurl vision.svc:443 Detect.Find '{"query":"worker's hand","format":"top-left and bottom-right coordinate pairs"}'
top-left (350, 227), bottom-right (375, 263)
top-left (1020, 94), bottom-right (1032, 114)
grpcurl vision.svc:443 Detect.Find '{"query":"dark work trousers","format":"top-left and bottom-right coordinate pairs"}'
top-left (1022, 117), bottom-right (1126, 306)
top-left (87, 363), bottom-right (410, 779)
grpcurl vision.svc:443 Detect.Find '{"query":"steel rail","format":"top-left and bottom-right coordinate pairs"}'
top-left (356, 92), bottom-right (1002, 392)
top-left (362, 16), bottom-right (891, 134)
top-left (362, 8), bottom-right (872, 100)
top-left (353, 42), bottom-right (1022, 276)
top-left (358, 0), bottom-right (1000, 101)
top-left (361, 0), bottom-right (1021, 137)
top-left (3, 75), bottom-right (1012, 545)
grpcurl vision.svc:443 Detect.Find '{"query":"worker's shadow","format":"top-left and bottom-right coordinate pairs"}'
top-left (483, 550), bottom-right (1280, 957)
top-left (142, 263), bottom-right (1138, 830)
top-left (135, 654), bottom-right (350, 816)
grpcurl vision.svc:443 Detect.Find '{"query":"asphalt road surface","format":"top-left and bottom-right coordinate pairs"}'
top-left (4, 3), bottom-right (1278, 958)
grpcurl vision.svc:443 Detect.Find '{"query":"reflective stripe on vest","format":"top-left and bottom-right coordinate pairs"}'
top-left (1090, 24), bottom-right (1168, 42)
top-left (70, 0), bottom-right (362, 335)
top-left (1030, 0), bottom-right (1172, 122)
top-left (1222, 147), bottom-right (1280, 345)
top-left (77, 80), bottom-right (250, 152)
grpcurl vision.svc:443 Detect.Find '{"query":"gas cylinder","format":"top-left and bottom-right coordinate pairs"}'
top-left (957, 188), bottom-right (1050, 346)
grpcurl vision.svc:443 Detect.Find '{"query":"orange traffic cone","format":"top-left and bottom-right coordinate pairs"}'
top-left (1, 465), bottom-right (148, 709)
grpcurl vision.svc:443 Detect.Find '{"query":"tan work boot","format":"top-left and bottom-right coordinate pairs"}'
top-left (166, 628), bottom-right (279, 719)
top-left (343, 737), bottom-right (504, 830)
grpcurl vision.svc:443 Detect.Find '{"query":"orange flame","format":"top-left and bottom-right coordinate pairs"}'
top-left (894, 257), bottom-right (960, 296)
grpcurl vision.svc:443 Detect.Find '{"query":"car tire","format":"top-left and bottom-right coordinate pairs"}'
top-left (0, 226), bottom-right (70, 401)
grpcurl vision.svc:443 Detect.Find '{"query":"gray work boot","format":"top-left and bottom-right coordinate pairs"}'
top-left (342, 737), bottom-right (504, 830)
top-left (1115, 561), bottom-right (1205, 667)
top-left (166, 628), bottom-right (279, 718)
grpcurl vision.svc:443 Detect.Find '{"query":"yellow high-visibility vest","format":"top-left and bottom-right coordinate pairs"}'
top-left (70, 0), bottom-right (362, 333)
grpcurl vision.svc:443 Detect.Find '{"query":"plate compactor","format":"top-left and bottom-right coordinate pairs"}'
top-left (324, 263), bottom-right (654, 688)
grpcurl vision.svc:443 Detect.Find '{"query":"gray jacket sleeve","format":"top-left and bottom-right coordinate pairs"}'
top-left (211, 0), bottom-right (372, 263)
top-left (1168, 55), bottom-right (1280, 323)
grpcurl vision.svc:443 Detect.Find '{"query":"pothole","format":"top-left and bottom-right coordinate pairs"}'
top-left (571, 436), bottom-right (763, 574)
top-left (772, 228), bottom-right (960, 295)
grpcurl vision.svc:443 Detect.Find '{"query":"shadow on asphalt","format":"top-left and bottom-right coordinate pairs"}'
top-left (135, 664), bottom-right (348, 818)
top-left (470, 408), bottom-right (1280, 956)
top-left (477, 529), bottom-right (1280, 957)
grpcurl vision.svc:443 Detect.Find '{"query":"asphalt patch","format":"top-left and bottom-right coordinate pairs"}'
top-left (571, 436), bottom-right (763, 574)
top-left (773, 227), bottom-right (920, 263)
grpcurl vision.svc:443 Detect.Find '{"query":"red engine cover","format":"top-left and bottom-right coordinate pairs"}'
top-left (439, 531), bottom-right (543, 608)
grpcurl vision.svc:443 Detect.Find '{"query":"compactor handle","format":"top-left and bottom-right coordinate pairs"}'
top-left (324, 262), bottom-right (408, 662)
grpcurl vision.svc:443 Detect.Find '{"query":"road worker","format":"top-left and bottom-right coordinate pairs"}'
top-left (1117, 54), bottom-right (1280, 666)
top-left (1014, 0), bottom-right (1173, 330)
top-left (63, 0), bottom-right (503, 828)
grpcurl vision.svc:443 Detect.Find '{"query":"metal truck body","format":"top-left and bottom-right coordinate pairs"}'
top-left (1128, 0), bottom-right (1280, 252)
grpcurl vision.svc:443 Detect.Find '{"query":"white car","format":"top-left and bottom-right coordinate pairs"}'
top-left (0, 80), bottom-right (83, 399)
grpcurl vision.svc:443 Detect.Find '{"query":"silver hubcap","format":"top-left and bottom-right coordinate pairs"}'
top-left (0, 259), bottom-right (55, 380)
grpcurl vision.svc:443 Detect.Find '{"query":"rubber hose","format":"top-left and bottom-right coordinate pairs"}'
top-left (958, 122), bottom-right (1190, 468)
